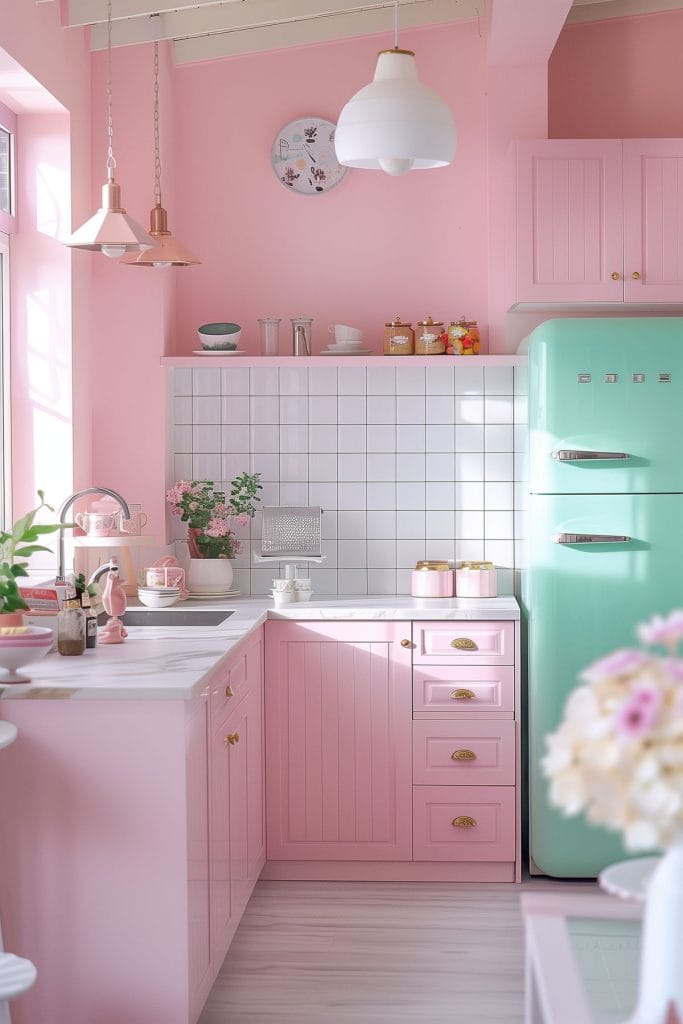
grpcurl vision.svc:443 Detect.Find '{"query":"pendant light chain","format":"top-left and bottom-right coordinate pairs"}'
top-left (106, 0), bottom-right (116, 179)
top-left (153, 41), bottom-right (162, 208)
top-left (393, 0), bottom-right (399, 50)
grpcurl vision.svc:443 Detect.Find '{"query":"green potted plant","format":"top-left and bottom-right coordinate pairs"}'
top-left (165, 474), bottom-right (262, 595)
top-left (0, 491), bottom-right (71, 625)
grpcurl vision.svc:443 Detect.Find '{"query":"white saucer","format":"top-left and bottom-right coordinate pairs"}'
top-left (322, 347), bottom-right (371, 356)
top-left (192, 349), bottom-right (244, 356)
top-left (598, 856), bottom-right (660, 902)
top-left (186, 588), bottom-right (240, 599)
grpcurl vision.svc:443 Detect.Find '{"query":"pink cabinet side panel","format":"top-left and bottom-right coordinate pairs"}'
top-left (266, 621), bottom-right (413, 862)
top-left (0, 699), bottom-right (193, 1024)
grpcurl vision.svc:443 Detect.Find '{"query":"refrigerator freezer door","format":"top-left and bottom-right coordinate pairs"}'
top-left (527, 492), bottom-right (683, 878)
top-left (529, 318), bottom-right (683, 494)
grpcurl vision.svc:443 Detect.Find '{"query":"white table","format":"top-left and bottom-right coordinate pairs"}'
top-left (522, 891), bottom-right (643, 1024)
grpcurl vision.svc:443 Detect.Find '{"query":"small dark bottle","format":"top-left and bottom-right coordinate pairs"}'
top-left (81, 590), bottom-right (98, 649)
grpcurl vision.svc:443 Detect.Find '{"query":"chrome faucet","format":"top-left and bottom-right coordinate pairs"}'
top-left (56, 487), bottom-right (130, 582)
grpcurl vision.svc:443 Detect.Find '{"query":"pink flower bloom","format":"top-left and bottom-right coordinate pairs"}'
top-left (638, 610), bottom-right (683, 650)
top-left (614, 687), bottom-right (662, 739)
top-left (665, 658), bottom-right (683, 684)
top-left (237, 513), bottom-right (249, 528)
top-left (580, 648), bottom-right (649, 683)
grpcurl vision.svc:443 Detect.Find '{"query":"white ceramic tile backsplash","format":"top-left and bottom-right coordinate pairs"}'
top-left (169, 363), bottom-right (527, 596)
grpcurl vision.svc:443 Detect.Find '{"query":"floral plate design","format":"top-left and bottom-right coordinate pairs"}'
top-left (271, 117), bottom-right (348, 195)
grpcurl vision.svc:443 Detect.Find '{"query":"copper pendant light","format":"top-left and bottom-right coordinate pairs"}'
top-left (121, 42), bottom-right (200, 268)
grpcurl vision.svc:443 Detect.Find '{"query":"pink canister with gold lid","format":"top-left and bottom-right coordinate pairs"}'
top-left (411, 560), bottom-right (454, 598)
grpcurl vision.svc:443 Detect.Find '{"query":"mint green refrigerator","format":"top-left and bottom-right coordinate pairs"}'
top-left (527, 317), bottom-right (683, 877)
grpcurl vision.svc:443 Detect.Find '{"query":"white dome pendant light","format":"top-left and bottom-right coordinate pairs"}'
top-left (121, 42), bottom-right (201, 268)
top-left (335, 0), bottom-right (456, 176)
top-left (65, 0), bottom-right (154, 257)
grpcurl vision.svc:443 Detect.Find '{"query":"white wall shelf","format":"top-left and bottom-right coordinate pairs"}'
top-left (162, 354), bottom-right (527, 367)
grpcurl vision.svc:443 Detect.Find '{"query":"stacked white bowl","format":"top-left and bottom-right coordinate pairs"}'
top-left (0, 625), bottom-right (53, 681)
top-left (137, 586), bottom-right (180, 609)
top-left (324, 324), bottom-right (364, 354)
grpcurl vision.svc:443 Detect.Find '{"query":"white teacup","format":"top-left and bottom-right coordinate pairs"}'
top-left (328, 324), bottom-right (363, 345)
top-left (75, 512), bottom-right (116, 537)
top-left (138, 565), bottom-right (185, 589)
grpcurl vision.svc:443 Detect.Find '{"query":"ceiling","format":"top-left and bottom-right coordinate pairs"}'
top-left (47, 0), bottom-right (683, 65)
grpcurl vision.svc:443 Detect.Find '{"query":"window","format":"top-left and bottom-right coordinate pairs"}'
top-left (0, 231), bottom-right (8, 529)
top-left (0, 125), bottom-right (11, 216)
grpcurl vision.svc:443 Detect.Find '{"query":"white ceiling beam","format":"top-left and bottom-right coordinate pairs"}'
top-left (67, 0), bottom-right (238, 29)
top-left (88, 0), bottom-right (477, 51)
top-left (567, 0), bottom-right (683, 20)
top-left (172, 0), bottom-right (475, 63)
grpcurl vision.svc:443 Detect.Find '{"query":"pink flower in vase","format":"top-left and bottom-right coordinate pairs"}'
top-left (614, 687), bottom-right (662, 740)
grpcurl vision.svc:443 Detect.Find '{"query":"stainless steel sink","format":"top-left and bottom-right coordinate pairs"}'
top-left (121, 609), bottom-right (235, 627)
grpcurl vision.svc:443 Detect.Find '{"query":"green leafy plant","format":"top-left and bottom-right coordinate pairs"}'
top-left (166, 475), bottom-right (262, 560)
top-left (0, 491), bottom-right (71, 614)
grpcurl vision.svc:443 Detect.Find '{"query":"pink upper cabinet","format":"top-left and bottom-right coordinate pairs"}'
top-left (513, 139), bottom-right (624, 304)
top-left (623, 140), bottom-right (683, 302)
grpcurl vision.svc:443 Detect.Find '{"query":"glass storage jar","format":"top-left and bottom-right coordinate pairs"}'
top-left (57, 599), bottom-right (86, 656)
top-left (384, 316), bottom-right (414, 356)
top-left (415, 317), bottom-right (445, 355)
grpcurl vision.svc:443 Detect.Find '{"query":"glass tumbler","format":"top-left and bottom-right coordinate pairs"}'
top-left (258, 317), bottom-right (281, 356)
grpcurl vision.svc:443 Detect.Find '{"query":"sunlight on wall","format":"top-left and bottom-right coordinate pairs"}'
top-left (36, 159), bottom-right (69, 238)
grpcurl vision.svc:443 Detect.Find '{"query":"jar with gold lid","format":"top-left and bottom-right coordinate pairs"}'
top-left (415, 317), bottom-right (445, 355)
top-left (411, 559), bottom-right (454, 598)
top-left (455, 560), bottom-right (497, 597)
top-left (384, 316), bottom-right (414, 356)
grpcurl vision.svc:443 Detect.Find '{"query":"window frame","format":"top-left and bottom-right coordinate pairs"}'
top-left (0, 99), bottom-right (17, 236)
top-left (0, 230), bottom-right (9, 530)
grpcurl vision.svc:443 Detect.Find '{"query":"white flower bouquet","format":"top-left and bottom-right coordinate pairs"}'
top-left (543, 610), bottom-right (683, 853)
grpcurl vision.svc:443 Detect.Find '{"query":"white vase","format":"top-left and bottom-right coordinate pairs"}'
top-left (186, 558), bottom-right (234, 595)
top-left (632, 835), bottom-right (683, 1023)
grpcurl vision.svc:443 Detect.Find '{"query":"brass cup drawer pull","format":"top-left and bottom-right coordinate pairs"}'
top-left (225, 732), bottom-right (240, 746)
top-left (450, 688), bottom-right (476, 700)
top-left (225, 685), bottom-right (235, 698)
top-left (452, 815), bottom-right (477, 828)
top-left (451, 749), bottom-right (477, 761)
top-left (450, 637), bottom-right (478, 651)
top-left (400, 638), bottom-right (414, 649)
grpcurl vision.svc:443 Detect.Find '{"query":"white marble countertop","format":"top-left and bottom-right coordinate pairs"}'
top-left (0, 595), bottom-right (519, 702)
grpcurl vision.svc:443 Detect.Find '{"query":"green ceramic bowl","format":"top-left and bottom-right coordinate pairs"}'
top-left (197, 322), bottom-right (241, 350)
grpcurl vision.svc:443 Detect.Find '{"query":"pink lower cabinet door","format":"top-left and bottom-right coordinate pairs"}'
top-left (413, 786), bottom-right (515, 862)
top-left (265, 620), bottom-right (413, 861)
top-left (413, 720), bottom-right (515, 787)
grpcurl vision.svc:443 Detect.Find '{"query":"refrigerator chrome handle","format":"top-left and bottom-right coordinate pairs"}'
top-left (551, 449), bottom-right (631, 461)
top-left (552, 533), bottom-right (631, 545)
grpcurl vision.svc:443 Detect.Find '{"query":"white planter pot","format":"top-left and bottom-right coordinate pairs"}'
top-left (186, 558), bottom-right (234, 595)
top-left (632, 836), bottom-right (683, 1023)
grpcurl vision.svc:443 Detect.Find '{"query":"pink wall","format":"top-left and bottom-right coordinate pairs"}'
top-left (549, 10), bottom-right (683, 139)
top-left (0, 1), bottom-right (91, 522)
top-left (171, 21), bottom-right (488, 355)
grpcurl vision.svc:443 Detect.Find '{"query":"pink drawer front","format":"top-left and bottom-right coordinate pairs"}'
top-left (413, 721), bottom-right (515, 786)
top-left (413, 621), bottom-right (514, 664)
top-left (413, 665), bottom-right (514, 714)
top-left (413, 786), bottom-right (515, 862)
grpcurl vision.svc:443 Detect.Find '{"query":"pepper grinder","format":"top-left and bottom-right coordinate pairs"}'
top-left (291, 316), bottom-right (312, 356)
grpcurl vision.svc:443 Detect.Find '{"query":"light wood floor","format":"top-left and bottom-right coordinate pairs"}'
top-left (199, 876), bottom-right (597, 1023)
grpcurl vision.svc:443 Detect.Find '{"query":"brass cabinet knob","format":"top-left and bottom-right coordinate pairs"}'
top-left (450, 637), bottom-right (478, 651)
top-left (452, 815), bottom-right (477, 828)
top-left (225, 685), bottom-right (235, 698)
top-left (225, 732), bottom-right (240, 745)
top-left (611, 271), bottom-right (621, 280)
top-left (451, 749), bottom-right (477, 760)
top-left (400, 638), bottom-right (414, 648)
top-left (450, 688), bottom-right (475, 700)
top-left (632, 271), bottom-right (641, 280)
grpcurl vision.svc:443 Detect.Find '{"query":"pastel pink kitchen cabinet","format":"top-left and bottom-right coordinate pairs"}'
top-left (511, 138), bottom-right (683, 305)
top-left (0, 627), bottom-right (265, 1024)
top-left (264, 620), bottom-right (413, 869)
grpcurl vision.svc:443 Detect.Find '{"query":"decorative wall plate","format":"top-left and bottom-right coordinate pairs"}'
top-left (271, 117), bottom-right (348, 195)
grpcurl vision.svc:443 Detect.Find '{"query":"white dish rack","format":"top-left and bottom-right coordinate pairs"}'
top-left (254, 505), bottom-right (325, 579)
